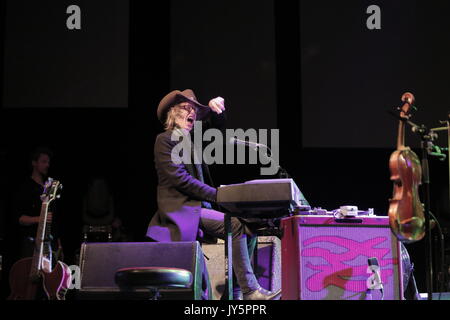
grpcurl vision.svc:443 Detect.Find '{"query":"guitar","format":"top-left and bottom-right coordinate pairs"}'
top-left (8, 179), bottom-right (72, 300)
top-left (388, 92), bottom-right (425, 242)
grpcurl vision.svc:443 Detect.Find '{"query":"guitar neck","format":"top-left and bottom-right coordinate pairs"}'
top-left (43, 210), bottom-right (52, 258)
top-left (29, 202), bottom-right (50, 279)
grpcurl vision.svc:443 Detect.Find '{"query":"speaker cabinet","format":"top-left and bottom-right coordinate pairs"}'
top-left (202, 236), bottom-right (281, 300)
top-left (281, 215), bottom-right (403, 300)
top-left (77, 241), bottom-right (207, 300)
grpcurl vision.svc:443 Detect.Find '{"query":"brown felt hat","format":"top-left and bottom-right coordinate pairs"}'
top-left (157, 89), bottom-right (210, 123)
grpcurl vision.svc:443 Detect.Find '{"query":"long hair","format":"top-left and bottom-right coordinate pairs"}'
top-left (164, 103), bottom-right (197, 131)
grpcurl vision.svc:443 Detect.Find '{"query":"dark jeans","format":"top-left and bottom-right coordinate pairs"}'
top-left (199, 209), bottom-right (254, 240)
top-left (199, 208), bottom-right (259, 294)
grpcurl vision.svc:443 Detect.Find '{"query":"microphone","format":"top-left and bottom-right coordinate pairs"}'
top-left (229, 137), bottom-right (265, 150)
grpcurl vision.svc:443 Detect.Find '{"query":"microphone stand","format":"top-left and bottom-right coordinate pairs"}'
top-left (417, 126), bottom-right (434, 300)
top-left (430, 114), bottom-right (450, 296)
top-left (431, 113), bottom-right (450, 220)
top-left (419, 119), bottom-right (449, 299)
top-left (410, 123), bottom-right (448, 300)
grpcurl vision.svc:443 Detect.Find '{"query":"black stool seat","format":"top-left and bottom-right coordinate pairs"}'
top-left (115, 267), bottom-right (193, 289)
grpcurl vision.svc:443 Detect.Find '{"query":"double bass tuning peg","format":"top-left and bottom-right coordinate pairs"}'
top-left (399, 92), bottom-right (418, 113)
top-left (401, 92), bottom-right (415, 104)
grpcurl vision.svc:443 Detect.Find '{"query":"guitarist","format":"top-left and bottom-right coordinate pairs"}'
top-left (14, 147), bottom-right (63, 268)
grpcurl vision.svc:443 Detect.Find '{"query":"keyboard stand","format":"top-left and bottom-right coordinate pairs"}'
top-left (224, 213), bottom-right (233, 300)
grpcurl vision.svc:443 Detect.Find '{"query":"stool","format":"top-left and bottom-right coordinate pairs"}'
top-left (115, 267), bottom-right (193, 300)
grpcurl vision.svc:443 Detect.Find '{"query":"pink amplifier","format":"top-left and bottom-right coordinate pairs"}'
top-left (281, 215), bottom-right (403, 300)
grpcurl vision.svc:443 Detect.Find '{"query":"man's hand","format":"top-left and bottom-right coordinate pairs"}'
top-left (19, 215), bottom-right (40, 225)
top-left (18, 212), bottom-right (53, 226)
top-left (208, 97), bottom-right (225, 114)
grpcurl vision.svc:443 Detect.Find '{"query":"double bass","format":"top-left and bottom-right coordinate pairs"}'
top-left (8, 179), bottom-right (72, 300)
top-left (388, 92), bottom-right (425, 242)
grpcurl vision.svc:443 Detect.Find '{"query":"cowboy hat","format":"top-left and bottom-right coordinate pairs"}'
top-left (157, 89), bottom-right (210, 123)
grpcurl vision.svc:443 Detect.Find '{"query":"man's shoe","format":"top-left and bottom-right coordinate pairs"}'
top-left (243, 287), bottom-right (281, 300)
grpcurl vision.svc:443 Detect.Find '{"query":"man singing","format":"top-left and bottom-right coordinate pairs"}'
top-left (146, 89), bottom-right (281, 300)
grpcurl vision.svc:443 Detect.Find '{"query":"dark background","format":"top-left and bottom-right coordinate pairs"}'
top-left (1, 0), bottom-right (449, 298)
top-left (301, 0), bottom-right (450, 149)
top-left (3, 0), bottom-right (129, 108)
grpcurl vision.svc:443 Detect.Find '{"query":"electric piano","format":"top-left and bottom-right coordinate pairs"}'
top-left (217, 178), bottom-right (310, 217)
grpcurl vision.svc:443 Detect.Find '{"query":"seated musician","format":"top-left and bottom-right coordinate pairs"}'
top-left (146, 89), bottom-right (281, 300)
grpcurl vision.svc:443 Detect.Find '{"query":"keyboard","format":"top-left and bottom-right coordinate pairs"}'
top-left (216, 178), bottom-right (310, 218)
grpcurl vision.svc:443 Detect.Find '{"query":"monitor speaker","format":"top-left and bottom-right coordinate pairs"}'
top-left (77, 241), bottom-right (208, 300)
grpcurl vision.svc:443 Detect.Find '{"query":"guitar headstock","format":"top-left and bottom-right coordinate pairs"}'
top-left (398, 92), bottom-right (416, 120)
top-left (40, 178), bottom-right (62, 204)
